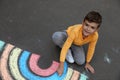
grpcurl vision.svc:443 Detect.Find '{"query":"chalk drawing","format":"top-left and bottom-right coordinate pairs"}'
top-left (80, 74), bottom-right (88, 80)
top-left (0, 40), bottom-right (5, 51)
top-left (111, 47), bottom-right (120, 54)
top-left (9, 47), bottom-right (25, 80)
top-left (104, 53), bottom-right (111, 64)
top-left (0, 40), bottom-right (89, 80)
top-left (29, 53), bottom-right (59, 76)
top-left (81, 71), bottom-right (89, 80)
top-left (0, 44), bottom-right (14, 80)
top-left (103, 46), bottom-right (120, 65)
top-left (63, 68), bottom-right (73, 80)
top-left (71, 70), bottom-right (80, 80)
top-left (19, 51), bottom-right (67, 80)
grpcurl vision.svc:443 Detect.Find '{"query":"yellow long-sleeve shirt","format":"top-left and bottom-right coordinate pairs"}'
top-left (60, 24), bottom-right (98, 63)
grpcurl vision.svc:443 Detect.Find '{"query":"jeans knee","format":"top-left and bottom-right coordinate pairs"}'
top-left (52, 32), bottom-right (57, 41)
top-left (75, 59), bottom-right (85, 65)
top-left (52, 32), bottom-right (63, 46)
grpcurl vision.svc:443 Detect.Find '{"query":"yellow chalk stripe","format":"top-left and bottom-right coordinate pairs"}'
top-left (63, 68), bottom-right (73, 80)
top-left (70, 70), bottom-right (80, 80)
top-left (9, 47), bottom-right (25, 80)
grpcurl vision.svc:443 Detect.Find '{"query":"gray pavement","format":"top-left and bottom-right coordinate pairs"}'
top-left (0, 0), bottom-right (120, 80)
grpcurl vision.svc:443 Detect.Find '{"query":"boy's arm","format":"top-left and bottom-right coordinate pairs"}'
top-left (86, 40), bottom-right (97, 63)
top-left (60, 32), bottom-right (75, 62)
top-left (57, 37), bottom-right (73, 76)
top-left (57, 32), bottom-right (75, 76)
top-left (85, 35), bottom-right (98, 74)
top-left (86, 34), bottom-right (98, 63)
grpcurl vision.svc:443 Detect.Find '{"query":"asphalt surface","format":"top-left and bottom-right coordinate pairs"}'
top-left (0, 0), bottom-right (120, 80)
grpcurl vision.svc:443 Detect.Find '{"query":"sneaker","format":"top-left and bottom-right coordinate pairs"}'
top-left (66, 49), bottom-right (74, 63)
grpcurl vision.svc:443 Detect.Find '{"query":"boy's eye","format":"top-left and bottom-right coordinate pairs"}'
top-left (91, 27), bottom-right (95, 29)
top-left (85, 23), bottom-right (89, 26)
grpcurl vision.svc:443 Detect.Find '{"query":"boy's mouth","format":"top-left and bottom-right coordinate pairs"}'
top-left (84, 30), bottom-right (90, 34)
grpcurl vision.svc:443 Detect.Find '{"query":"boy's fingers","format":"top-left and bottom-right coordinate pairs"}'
top-left (85, 66), bottom-right (88, 71)
top-left (57, 72), bottom-right (62, 76)
top-left (59, 73), bottom-right (62, 76)
top-left (85, 68), bottom-right (89, 72)
top-left (57, 70), bottom-right (62, 76)
top-left (86, 67), bottom-right (95, 74)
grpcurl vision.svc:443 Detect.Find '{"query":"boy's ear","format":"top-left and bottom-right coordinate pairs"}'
top-left (82, 21), bottom-right (84, 25)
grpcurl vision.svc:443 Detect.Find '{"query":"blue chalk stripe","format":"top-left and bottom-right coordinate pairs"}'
top-left (19, 51), bottom-right (68, 80)
top-left (0, 40), bottom-right (5, 51)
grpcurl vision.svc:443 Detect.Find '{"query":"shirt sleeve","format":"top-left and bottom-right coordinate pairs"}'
top-left (60, 31), bottom-right (75, 62)
top-left (86, 36), bottom-right (98, 63)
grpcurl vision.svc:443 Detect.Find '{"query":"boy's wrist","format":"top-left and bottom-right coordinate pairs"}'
top-left (59, 62), bottom-right (64, 67)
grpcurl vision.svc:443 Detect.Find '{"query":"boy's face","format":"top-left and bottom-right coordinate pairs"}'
top-left (82, 20), bottom-right (99, 37)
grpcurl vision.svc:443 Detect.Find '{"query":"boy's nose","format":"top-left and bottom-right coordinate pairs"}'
top-left (87, 27), bottom-right (90, 31)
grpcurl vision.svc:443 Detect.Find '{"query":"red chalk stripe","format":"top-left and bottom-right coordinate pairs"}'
top-left (29, 53), bottom-right (59, 76)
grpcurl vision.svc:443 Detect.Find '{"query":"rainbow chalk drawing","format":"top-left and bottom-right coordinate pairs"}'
top-left (0, 40), bottom-right (88, 80)
top-left (29, 53), bottom-right (59, 76)
top-left (19, 51), bottom-right (67, 80)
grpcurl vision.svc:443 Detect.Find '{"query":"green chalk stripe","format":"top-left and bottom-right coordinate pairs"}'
top-left (79, 74), bottom-right (88, 80)
top-left (0, 40), bottom-right (5, 51)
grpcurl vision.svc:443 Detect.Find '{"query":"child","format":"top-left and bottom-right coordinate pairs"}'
top-left (52, 11), bottom-right (102, 76)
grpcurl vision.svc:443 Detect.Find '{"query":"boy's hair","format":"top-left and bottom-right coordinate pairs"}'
top-left (83, 11), bottom-right (102, 28)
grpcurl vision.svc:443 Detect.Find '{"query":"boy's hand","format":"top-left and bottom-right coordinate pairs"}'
top-left (57, 62), bottom-right (64, 76)
top-left (85, 63), bottom-right (95, 74)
